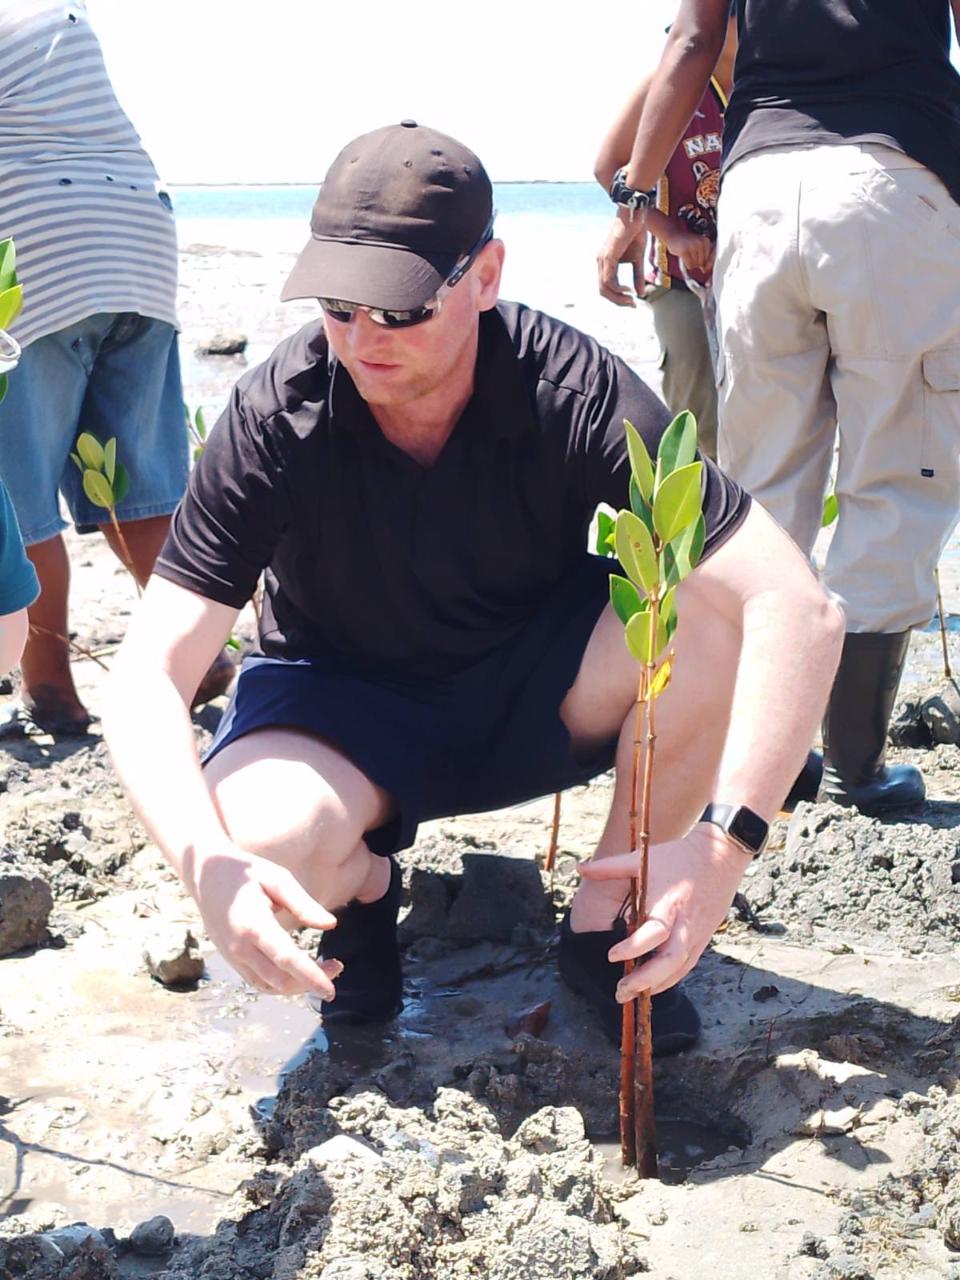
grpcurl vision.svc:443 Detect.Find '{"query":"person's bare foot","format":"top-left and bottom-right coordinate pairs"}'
top-left (192, 650), bottom-right (236, 709)
top-left (0, 683), bottom-right (93, 737)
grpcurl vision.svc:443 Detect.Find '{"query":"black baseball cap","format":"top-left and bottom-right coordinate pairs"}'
top-left (281, 121), bottom-right (494, 310)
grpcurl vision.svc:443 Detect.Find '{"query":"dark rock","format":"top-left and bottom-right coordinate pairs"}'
top-left (196, 331), bottom-right (247, 357)
top-left (128, 1214), bottom-right (175, 1255)
top-left (0, 850), bottom-right (53, 955)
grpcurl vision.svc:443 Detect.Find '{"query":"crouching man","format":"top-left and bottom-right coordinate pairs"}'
top-left (103, 122), bottom-right (843, 1054)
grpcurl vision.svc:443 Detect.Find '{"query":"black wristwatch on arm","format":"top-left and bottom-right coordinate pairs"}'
top-left (699, 803), bottom-right (769, 857)
top-left (608, 166), bottom-right (658, 214)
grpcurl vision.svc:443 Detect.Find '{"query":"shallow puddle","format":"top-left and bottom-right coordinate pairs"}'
top-left (597, 1116), bottom-right (743, 1186)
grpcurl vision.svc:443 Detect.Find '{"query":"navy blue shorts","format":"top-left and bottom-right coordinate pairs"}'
top-left (204, 556), bottom-right (617, 855)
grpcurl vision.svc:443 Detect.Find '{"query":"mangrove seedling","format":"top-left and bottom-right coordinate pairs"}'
top-left (185, 402), bottom-right (208, 461)
top-left (0, 237), bottom-right (24, 404)
top-left (610, 409), bottom-right (705, 1174)
top-left (70, 432), bottom-right (138, 591)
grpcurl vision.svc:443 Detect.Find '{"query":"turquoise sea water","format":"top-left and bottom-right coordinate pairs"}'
top-left (172, 182), bottom-right (658, 375)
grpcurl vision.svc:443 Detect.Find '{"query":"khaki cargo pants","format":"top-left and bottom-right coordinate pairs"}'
top-left (714, 143), bottom-right (960, 632)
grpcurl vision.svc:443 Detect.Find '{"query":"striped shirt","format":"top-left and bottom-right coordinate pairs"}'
top-left (0, 1), bottom-right (178, 349)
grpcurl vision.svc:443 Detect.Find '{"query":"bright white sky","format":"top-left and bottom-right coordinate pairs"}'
top-left (86, 0), bottom-right (678, 184)
top-left (87, 0), bottom-right (960, 186)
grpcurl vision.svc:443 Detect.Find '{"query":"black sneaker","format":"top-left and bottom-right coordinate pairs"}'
top-left (558, 910), bottom-right (701, 1057)
top-left (315, 857), bottom-right (403, 1024)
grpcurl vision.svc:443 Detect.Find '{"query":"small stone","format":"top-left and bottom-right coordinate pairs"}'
top-left (196, 331), bottom-right (247, 356)
top-left (0, 854), bottom-right (53, 955)
top-left (305, 1134), bottom-right (382, 1168)
top-left (45, 1223), bottom-right (106, 1258)
top-left (739, 1220), bottom-right (759, 1232)
top-left (129, 1215), bottom-right (175, 1255)
top-left (144, 928), bottom-right (204, 986)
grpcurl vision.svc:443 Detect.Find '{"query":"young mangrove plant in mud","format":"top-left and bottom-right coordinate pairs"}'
top-left (0, 238), bottom-right (24, 403)
top-left (70, 432), bottom-right (138, 590)
top-left (610, 409), bottom-right (705, 1174)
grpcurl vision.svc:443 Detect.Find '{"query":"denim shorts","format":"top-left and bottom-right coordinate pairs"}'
top-left (0, 313), bottom-right (189, 544)
top-left (204, 555), bottom-right (619, 856)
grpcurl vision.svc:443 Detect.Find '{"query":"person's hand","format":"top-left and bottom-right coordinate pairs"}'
top-left (578, 824), bottom-right (751, 999)
top-left (665, 229), bottom-right (716, 278)
top-left (190, 846), bottom-right (342, 997)
top-left (597, 209), bottom-right (647, 306)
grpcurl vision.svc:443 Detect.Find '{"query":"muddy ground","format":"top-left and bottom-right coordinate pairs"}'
top-left (1, 242), bottom-right (960, 1279)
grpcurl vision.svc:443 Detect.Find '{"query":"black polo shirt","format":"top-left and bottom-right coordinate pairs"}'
top-left (156, 302), bottom-right (749, 675)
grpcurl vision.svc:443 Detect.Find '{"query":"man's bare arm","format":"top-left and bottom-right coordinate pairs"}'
top-left (624, 0), bottom-right (730, 191)
top-left (952, 0), bottom-right (960, 42)
top-left (584, 501), bottom-right (845, 997)
top-left (102, 576), bottom-right (339, 996)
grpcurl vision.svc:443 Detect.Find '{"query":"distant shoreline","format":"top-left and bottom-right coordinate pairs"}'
top-left (169, 178), bottom-right (589, 189)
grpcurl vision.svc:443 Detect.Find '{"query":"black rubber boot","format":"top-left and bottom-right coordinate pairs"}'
top-left (781, 750), bottom-right (823, 812)
top-left (316, 858), bottom-right (404, 1024)
top-left (558, 911), bottom-right (701, 1057)
top-left (818, 631), bottom-right (925, 816)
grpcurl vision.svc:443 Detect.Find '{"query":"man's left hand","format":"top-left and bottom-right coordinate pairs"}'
top-left (578, 824), bottom-right (751, 1000)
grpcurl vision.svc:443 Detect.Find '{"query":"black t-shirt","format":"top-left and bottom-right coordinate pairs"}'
top-left (725, 0), bottom-right (960, 205)
top-left (156, 303), bottom-right (749, 675)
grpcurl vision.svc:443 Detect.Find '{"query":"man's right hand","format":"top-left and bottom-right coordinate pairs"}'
top-left (189, 847), bottom-right (342, 997)
top-left (597, 209), bottom-right (647, 306)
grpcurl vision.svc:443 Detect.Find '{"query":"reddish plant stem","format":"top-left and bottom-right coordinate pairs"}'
top-left (28, 623), bottom-right (110, 672)
top-left (107, 508), bottom-right (142, 597)
top-left (619, 674), bottom-right (646, 1167)
top-left (544, 791), bottom-right (562, 877)
top-left (634, 637), bottom-right (659, 1178)
top-left (935, 567), bottom-right (952, 679)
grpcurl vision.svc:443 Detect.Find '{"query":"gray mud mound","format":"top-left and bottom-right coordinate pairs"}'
top-left (160, 1092), bottom-right (645, 1280)
top-left (743, 801), bottom-right (960, 952)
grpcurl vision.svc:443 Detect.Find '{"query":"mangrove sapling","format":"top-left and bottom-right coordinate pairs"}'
top-left (610, 410), bottom-right (705, 1173)
top-left (0, 238), bottom-right (24, 406)
top-left (70, 433), bottom-right (138, 591)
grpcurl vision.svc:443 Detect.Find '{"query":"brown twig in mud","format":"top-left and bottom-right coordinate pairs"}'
top-left (544, 792), bottom-right (562, 879)
top-left (934, 567), bottom-right (952, 679)
top-left (106, 507), bottom-right (142, 597)
top-left (29, 623), bottom-right (110, 672)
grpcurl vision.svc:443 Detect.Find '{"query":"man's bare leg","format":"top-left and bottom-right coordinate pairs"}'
top-left (203, 727), bottom-right (394, 915)
top-left (19, 533), bottom-right (89, 730)
top-left (561, 590), bottom-right (741, 933)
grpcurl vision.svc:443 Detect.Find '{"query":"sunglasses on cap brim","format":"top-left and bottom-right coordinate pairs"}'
top-left (318, 214), bottom-right (496, 330)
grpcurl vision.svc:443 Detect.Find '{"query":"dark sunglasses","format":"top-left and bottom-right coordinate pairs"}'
top-left (319, 215), bottom-right (495, 329)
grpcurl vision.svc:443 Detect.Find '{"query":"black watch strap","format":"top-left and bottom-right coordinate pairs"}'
top-left (699, 803), bottom-right (769, 856)
top-left (609, 166), bottom-right (657, 212)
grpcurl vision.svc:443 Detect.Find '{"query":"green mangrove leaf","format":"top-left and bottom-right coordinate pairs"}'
top-left (628, 475), bottom-right (655, 532)
top-left (70, 451), bottom-right (83, 472)
top-left (615, 509), bottom-right (659, 595)
top-left (660, 583), bottom-right (677, 628)
top-left (76, 432), bottom-right (105, 470)
top-left (822, 492), bottom-right (838, 527)
top-left (112, 462), bottom-right (130, 505)
top-left (0, 239), bottom-right (16, 293)
top-left (595, 507), bottom-right (616, 557)
top-left (653, 461), bottom-right (703, 543)
top-left (195, 406), bottom-right (207, 439)
top-left (624, 609), bottom-right (657, 665)
top-left (104, 437), bottom-right (117, 485)
top-left (624, 418), bottom-right (654, 503)
top-left (654, 409), bottom-right (698, 492)
top-left (82, 468), bottom-right (114, 509)
top-left (0, 285), bottom-right (23, 330)
top-left (609, 574), bottom-right (643, 626)
top-left (225, 635), bottom-right (241, 651)
top-left (0, 374), bottom-right (6, 406)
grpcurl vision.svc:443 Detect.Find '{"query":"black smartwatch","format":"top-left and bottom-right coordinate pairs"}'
top-left (699, 803), bottom-right (769, 857)
top-left (609, 166), bottom-right (658, 213)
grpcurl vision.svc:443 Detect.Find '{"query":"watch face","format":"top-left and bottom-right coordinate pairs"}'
top-left (729, 806), bottom-right (768, 852)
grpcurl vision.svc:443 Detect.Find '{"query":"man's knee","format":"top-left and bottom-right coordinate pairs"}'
top-left (203, 728), bottom-right (392, 868)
